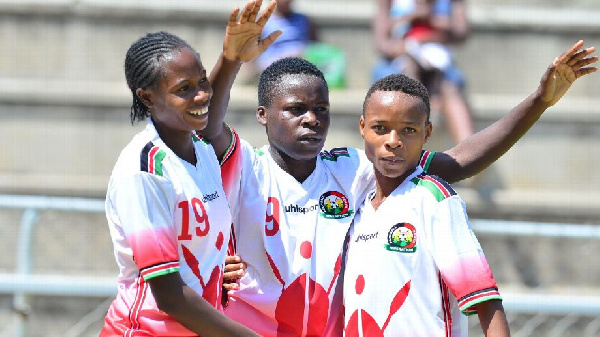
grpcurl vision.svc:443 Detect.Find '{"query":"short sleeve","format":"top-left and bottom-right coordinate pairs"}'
top-left (429, 196), bottom-right (501, 315)
top-left (110, 172), bottom-right (180, 280)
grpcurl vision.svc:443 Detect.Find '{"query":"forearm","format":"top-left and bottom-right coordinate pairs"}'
top-left (200, 54), bottom-right (241, 160)
top-left (150, 273), bottom-right (259, 336)
top-left (168, 286), bottom-right (258, 336)
top-left (476, 300), bottom-right (510, 337)
top-left (430, 90), bottom-right (549, 183)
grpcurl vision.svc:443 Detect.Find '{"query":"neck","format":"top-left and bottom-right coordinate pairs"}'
top-left (371, 167), bottom-right (415, 210)
top-left (269, 146), bottom-right (317, 183)
top-left (153, 120), bottom-right (196, 165)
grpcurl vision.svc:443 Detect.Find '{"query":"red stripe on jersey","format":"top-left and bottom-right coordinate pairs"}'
top-left (140, 261), bottom-right (179, 279)
top-left (458, 288), bottom-right (501, 309)
top-left (148, 146), bottom-right (159, 175)
top-left (419, 150), bottom-right (431, 168)
top-left (419, 175), bottom-right (451, 198)
top-left (125, 277), bottom-right (149, 336)
top-left (227, 223), bottom-right (237, 256)
top-left (266, 251), bottom-right (285, 286)
top-left (327, 254), bottom-right (342, 295)
top-left (439, 273), bottom-right (452, 337)
top-left (220, 126), bottom-right (242, 198)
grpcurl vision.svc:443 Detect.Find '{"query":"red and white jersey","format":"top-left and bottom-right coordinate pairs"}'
top-left (220, 129), bottom-right (437, 337)
top-left (101, 121), bottom-right (232, 336)
top-left (343, 167), bottom-right (501, 337)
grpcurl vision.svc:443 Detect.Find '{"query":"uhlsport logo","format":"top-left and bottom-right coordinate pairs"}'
top-left (319, 191), bottom-right (353, 219)
top-left (385, 223), bottom-right (417, 253)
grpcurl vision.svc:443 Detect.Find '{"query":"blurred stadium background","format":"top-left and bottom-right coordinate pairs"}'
top-left (1, 0), bottom-right (599, 336)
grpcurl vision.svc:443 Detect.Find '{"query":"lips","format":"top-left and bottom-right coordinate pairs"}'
top-left (381, 156), bottom-right (403, 164)
top-left (298, 133), bottom-right (323, 142)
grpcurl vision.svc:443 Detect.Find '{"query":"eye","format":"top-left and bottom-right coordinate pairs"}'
top-left (178, 85), bottom-right (190, 93)
top-left (403, 127), bottom-right (417, 133)
top-left (371, 124), bottom-right (386, 132)
top-left (198, 77), bottom-right (208, 84)
top-left (315, 106), bottom-right (329, 113)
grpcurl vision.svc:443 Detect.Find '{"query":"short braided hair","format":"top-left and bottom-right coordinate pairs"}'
top-left (363, 74), bottom-right (430, 121)
top-left (257, 57), bottom-right (327, 107)
top-left (124, 31), bottom-right (194, 124)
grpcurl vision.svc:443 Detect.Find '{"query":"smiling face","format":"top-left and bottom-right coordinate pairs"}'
top-left (137, 47), bottom-right (212, 135)
top-left (257, 73), bottom-right (330, 165)
top-left (360, 90), bottom-right (432, 187)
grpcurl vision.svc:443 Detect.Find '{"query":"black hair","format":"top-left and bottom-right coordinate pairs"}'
top-left (124, 31), bottom-right (194, 124)
top-left (363, 74), bottom-right (430, 121)
top-left (257, 57), bottom-right (327, 107)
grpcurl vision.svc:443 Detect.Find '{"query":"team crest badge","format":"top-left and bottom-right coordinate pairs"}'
top-left (319, 191), bottom-right (353, 219)
top-left (385, 223), bottom-right (417, 253)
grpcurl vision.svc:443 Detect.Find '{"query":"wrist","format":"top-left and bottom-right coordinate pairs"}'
top-left (221, 52), bottom-right (243, 65)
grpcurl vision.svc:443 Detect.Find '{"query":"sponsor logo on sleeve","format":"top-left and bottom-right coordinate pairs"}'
top-left (385, 223), bottom-right (417, 253)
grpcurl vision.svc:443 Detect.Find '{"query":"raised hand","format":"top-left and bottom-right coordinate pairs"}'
top-left (539, 40), bottom-right (598, 107)
top-left (223, 0), bottom-right (282, 62)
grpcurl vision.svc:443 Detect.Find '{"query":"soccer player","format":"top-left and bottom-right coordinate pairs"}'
top-left (100, 1), bottom-right (280, 335)
top-left (205, 42), bottom-right (596, 336)
top-left (343, 73), bottom-right (509, 337)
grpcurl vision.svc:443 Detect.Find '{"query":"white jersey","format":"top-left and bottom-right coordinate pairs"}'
top-left (343, 167), bottom-right (501, 337)
top-left (101, 120), bottom-right (232, 336)
top-left (220, 128), bottom-right (436, 336)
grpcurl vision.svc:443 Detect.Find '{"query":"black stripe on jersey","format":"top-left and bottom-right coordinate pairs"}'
top-left (458, 287), bottom-right (499, 303)
top-left (140, 141), bottom-right (155, 173)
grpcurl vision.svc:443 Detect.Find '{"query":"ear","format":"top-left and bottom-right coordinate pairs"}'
top-left (256, 106), bottom-right (268, 126)
top-left (136, 88), bottom-right (154, 109)
top-left (424, 121), bottom-right (433, 143)
top-left (359, 115), bottom-right (366, 139)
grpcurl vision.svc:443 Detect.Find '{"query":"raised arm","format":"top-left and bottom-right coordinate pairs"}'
top-left (199, 0), bottom-right (281, 160)
top-left (428, 40), bottom-right (598, 183)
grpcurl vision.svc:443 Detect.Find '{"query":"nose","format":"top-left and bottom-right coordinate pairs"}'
top-left (301, 110), bottom-right (320, 127)
top-left (194, 87), bottom-right (212, 105)
top-left (385, 130), bottom-right (402, 149)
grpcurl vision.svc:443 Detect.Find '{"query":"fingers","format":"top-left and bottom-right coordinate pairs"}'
top-left (574, 64), bottom-right (599, 78)
top-left (239, 0), bottom-right (256, 24)
top-left (248, 0), bottom-right (263, 22)
top-left (259, 30), bottom-right (282, 52)
top-left (257, 0), bottom-right (278, 27)
top-left (566, 47), bottom-right (595, 67)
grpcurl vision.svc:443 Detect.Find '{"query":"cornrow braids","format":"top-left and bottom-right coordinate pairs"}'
top-left (257, 57), bottom-right (327, 107)
top-left (363, 73), bottom-right (431, 121)
top-left (124, 31), bottom-right (194, 124)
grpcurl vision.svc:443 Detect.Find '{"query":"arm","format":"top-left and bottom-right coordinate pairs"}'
top-left (476, 299), bottom-right (510, 337)
top-left (149, 272), bottom-right (259, 336)
top-left (373, 0), bottom-right (404, 60)
top-left (427, 40), bottom-right (598, 183)
top-left (199, 0), bottom-right (281, 160)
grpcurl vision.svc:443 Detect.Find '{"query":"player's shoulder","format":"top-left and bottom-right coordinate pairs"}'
top-left (409, 172), bottom-right (456, 202)
top-left (113, 128), bottom-right (168, 177)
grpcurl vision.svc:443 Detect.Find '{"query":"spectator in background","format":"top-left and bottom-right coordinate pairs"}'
top-left (255, 0), bottom-right (318, 71)
top-left (373, 0), bottom-right (474, 144)
top-left (249, 0), bottom-right (347, 88)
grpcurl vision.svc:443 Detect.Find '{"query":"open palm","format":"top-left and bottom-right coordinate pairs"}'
top-left (540, 40), bottom-right (598, 107)
top-left (223, 0), bottom-right (282, 63)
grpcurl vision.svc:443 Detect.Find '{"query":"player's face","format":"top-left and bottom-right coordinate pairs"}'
top-left (258, 74), bottom-right (330, 162)
top-left (141, 47), bottom-right (212, 134)
top-left (360, 90), bottom-right (431, 186)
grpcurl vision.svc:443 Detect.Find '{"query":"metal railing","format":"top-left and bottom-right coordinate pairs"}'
top-left (1, 194), bottom-right (599, 336)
